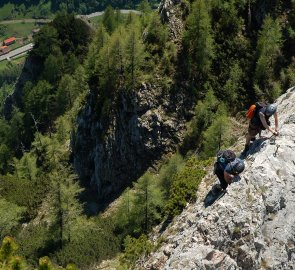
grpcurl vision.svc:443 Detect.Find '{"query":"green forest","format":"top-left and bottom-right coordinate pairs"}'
top-left (0, 0), bottom-right (295, 269)
top-left (0, 0), bottom-right (159, 20)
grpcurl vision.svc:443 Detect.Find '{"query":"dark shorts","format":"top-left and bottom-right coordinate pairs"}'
top-left (214, 162), bottom-right (228, 190)
top-left (248, 122), bottom-right (262, 137)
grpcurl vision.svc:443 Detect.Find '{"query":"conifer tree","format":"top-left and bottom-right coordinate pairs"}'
top-left (48, 166), bottom-right (84, 248)
top-left (113, 187), bottom-right (133, 236)
top-left (132, 173), bottom-right (163, 234)
top-left (96, 27), bottom-right (126, 97)
top-left (86, 26), bottom-right (109, 77)
top-left (158, 154), bottom-right (184, 200)
top-left (0, 237), bottom-right (25, 270)
top-left (254, 15), bottom-right (282, 101)
top-left (201, 104), bottom-right (232, 158)
top-left (138, 0), bottom-right (152, 26)
top-left (184, 0), bottom-right (214, 87)
top-left (222, 62), bottom-right (243, 107)
top-left (0, 199), bottom-right (24, 238)
top-left (125, 23), bottom-right (145, 89)
top-left (43, 53), bottom-right (64, 84)
top-left (102, 6), bottom-right (116, 33)
top-left (24, 80), bottom-right (54, 131)
top-left (13, 153), bottom-right (37, 182)
top-left (56, 74), bottom-right (76, 114)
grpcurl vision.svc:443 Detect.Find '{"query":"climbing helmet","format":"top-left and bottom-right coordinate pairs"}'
top-left (265, 103), bottom-right (277, 116)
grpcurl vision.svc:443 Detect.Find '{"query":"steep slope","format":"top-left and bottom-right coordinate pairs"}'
top-left (72, 82), bottom-right (191, 202)
top-left (138, 86), bottom-right (295, 270)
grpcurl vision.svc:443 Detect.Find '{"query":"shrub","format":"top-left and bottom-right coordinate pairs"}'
top-left (165, 157), bottom-right (209, 217)
top-left (119, 234), bottom-right (153, 269)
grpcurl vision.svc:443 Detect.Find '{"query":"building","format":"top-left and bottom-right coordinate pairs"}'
top-left (3, 37), bottom-right (16, 46)
top-left (0, 46), bottom-right (10, 55)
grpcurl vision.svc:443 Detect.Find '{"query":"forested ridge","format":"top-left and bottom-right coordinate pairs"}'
top-left (0, 0), bottom-right (295, 269)
top-left (0, 0), bottom-right (158, 20)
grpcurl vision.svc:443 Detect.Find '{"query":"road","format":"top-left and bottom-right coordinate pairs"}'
top-left (0, 9), bottom-right (141, 24)
top-left (0, 43), bottom-right (33, 62)
top-left (0, 19), bottom-right (50, 24)
top-left (0, 9), bottom-right (141, 62)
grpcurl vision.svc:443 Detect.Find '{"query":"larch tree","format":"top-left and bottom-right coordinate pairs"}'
top-left (86, 26), bottom-right (109, 77)
top-left (125, 22), bottom-right (145, 89)
top-left (132, 173), bottom-right (163, 235)
top-left (48, 166), bottom-right (84, 248)
top-left (102, 6), bottom-right (116, 34)
top-left (201, 104), bottom-right (232, 158)
top-left (254, 15), bottom-right (282, 101)
top-left (184, 0), bottom-right (215, 88)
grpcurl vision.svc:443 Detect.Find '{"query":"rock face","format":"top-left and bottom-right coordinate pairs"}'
top-left (72, 0), bottom-right (188, 203)
top-left (72, 83), bottom-right (190, 202)
top-left (159, 0), bottom-right (185, 42)
top-left (3, 56), bottom-right (42, 119)
top-left (137, 86), bottom-right (295, 270)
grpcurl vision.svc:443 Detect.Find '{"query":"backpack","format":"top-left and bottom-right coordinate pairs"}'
top-left (246, 102), bottom-right (265, 119)
top-left (214, 150), bottom-right (236, 174)
top-left (216, 150), bottom-right (236, 164)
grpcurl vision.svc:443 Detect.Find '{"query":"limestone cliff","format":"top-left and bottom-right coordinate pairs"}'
top-left (72, 83), bottom-right (191, 202)
top-left (136, 86), bottom-right (295, 270)
top-left (72, 1), bottom-right (189, 203)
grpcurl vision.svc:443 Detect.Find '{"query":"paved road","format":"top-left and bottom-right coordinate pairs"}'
top-left (0, 9), bottom-right (141, 62)
top-left (0, 43), bottom-right (33, 62)
top-left (0, 9), bottom-right (141, 24)
top-left (0, 19), bottom-right (50, 24)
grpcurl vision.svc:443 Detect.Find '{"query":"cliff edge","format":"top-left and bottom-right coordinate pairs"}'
top-left (138, 86), bottom-right (295, 270)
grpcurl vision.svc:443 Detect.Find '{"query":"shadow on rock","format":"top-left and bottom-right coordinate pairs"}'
top-left (239, 137), bottom-right (271, 160)
top-left (204, 187), bottom-right (226, 208)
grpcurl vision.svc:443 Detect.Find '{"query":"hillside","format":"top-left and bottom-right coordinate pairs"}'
top-left (0, 0), bottom-right (295, 269)
top-left (0, 0), bottom-right (158, 20)
top-left (137, 86), bottom-right (295, 269)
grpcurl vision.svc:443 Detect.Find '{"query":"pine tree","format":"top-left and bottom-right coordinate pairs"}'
top-left (43, 53), bottom-right (64, 84)
top-left (24, 80), bottom-right (54, 131)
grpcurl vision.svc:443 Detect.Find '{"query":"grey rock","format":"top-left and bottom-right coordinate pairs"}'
top-left (137, 86), bottom-right (295, 270)
top-left (72, 83), bottom-right (190, 202)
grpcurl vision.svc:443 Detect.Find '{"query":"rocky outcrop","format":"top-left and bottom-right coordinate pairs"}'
top-left (3, 56), bottom-right (42, 119)
top-left (137, 86), bottom-right (295, 270)
top-left (159, 0), bottom-right (185, 42)
top-left (72, 83), bottom-right (191, 203)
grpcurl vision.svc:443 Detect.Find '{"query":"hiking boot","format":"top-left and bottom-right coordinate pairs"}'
top-left (212, 184), bottom-right (223, 196)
